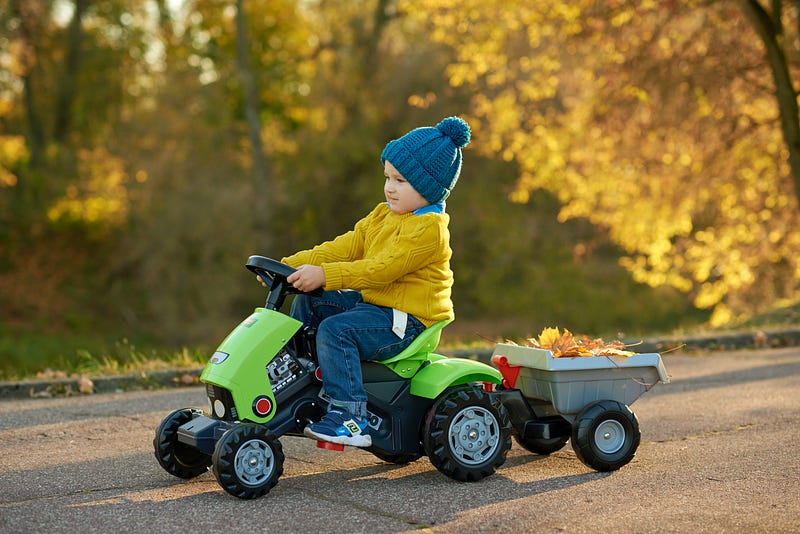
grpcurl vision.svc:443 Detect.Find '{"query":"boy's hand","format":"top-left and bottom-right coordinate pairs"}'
top-left (287, 264), bottom-right (326, 292)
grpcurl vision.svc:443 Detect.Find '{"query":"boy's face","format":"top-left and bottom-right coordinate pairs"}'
top-left (384, 160), bottom-right (430, 215)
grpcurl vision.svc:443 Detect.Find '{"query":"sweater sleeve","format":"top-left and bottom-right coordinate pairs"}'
top-left (281, 208), bottom-right (374, 268)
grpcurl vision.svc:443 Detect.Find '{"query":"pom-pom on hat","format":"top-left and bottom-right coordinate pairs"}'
top-left (381, 116), bottom-right (471, 204)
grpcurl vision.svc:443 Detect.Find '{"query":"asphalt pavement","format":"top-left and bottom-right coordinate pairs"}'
top-left (0, 347), bottom-right (798, 533)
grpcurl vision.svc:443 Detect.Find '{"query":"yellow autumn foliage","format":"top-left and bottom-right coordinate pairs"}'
top-left (47, 148), bottom-right (130, 236)
top-left (406, 0), bottom-right (800, 325)
top-left (0, 105), bottom-right (28, 187)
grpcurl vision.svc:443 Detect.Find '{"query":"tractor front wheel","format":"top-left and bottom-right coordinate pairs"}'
top-left (212, 423), bottom-right (285, 499)
top-left (153, 408), bottom-right (211, 479)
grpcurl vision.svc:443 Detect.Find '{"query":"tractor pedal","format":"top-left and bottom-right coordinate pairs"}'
top-left (316, 440), bottom-right (345, 452)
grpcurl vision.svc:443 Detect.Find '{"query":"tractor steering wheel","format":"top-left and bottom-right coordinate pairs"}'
top-left (245, 255), bottom-right (323, 298)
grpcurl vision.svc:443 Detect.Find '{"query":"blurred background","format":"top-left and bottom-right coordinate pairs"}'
top-left (1, 0), bottom-right (798, 379)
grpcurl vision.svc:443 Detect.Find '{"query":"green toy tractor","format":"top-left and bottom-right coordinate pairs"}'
top-left (154, 256), bottom-right (511, 499)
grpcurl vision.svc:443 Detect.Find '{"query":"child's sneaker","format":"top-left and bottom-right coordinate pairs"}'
top-left (304, 407), bottom-right (372, 447)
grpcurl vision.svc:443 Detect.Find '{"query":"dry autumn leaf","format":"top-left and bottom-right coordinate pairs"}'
top-left (524, 327), bottom-right (634, 358)
top-left (77, 376), bottom-right (94, 394)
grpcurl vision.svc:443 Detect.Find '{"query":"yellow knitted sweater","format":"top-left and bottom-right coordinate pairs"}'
top-left (282, 203), bottom-right (454, 327)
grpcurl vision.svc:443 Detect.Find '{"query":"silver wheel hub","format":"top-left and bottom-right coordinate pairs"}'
top-left (594, 419), bottom-right (625, 454)
top-left (448, 406), bottom-right (500, 465)
top-left (234, 439), bottom-right (275, 486)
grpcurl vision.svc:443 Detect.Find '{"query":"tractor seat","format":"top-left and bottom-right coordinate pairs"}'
top-left (376, 320), bottom-right (451, 364)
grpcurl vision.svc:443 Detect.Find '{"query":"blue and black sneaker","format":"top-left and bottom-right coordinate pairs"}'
top-left (304, 407), bottom-right (372, 447)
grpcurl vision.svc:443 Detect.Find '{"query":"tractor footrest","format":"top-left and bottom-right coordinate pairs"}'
top-left (177, 415), bottom-right (223, 454)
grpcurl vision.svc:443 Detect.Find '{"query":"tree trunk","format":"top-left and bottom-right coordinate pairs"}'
top-left (12, 0), bottom-right (45, 167)
top-left (235, 0), bottom-right (271, 244)
top-left (53, 0), bottom-right (88, 143)
top-left (739, 0), bottom-right (800, 203)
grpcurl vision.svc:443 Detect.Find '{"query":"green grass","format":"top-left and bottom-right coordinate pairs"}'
top-left (0, 331), bottom-right (209, 382)
top-left (2, 300), bottom-right (798, 383)
top-left (733, 299), bottom-right (800, 329)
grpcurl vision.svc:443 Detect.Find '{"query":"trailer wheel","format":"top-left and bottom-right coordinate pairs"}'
top-left (423, 387), bottom-right (512, 482)
top-left (571, 400), bottom-right (640, 471)
top-left (514, 435), bottom-right (569, 455)
top-left (212, 423), bottom-right (284, 499)
top-left (153, 408), bottom-right (211, 479)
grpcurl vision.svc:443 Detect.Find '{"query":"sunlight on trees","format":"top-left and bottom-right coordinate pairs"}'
top-left (408, 0), bottom-right (800, 325)
top-left (46, 148), bottom-right (130, 237)
top-left (0, 130), bottom-right (26, 188)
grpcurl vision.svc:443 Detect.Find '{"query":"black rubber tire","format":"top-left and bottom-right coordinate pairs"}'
top-left (212, 423), bottom-right (284, 499)
top-left (423, 387), bottom-right (512, 482)
top-left (153, 408), bottom-right (212, 479)
top-left (571, 400), bottom-right (640, 472)
top-left (514, 434), bottom-right (570, 455)
top-left (367, 448), bottom-right (422, 465)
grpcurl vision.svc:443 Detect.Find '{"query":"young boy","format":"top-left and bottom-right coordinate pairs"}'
top-left (275, 116), bottom-right (470, 447)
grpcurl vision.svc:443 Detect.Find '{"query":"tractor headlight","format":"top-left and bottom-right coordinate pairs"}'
top-left (213, 399), bottom-right (226, 418)
top-left (206, 383), bottom-right (238, 421)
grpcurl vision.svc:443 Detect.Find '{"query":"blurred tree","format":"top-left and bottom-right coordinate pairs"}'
top-left (1, 1), bottom-right (141, 351)
top-left (739, 0), bottom-right (800, 202)
top-left (234, 0), bottom-right (270, 243)
top-left (409, 0), bottom-right (800, 325)
top-left (102, 0), bottom-right (297, 341)
top-left (2, 0), bottom-right (151, 212)
top-left (53, 0), bottom-right (87, 143)
top-left (6, 0), bottom-right (46, 166)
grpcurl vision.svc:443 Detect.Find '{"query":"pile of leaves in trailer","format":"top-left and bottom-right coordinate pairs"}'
top-left (510, 327), bottom-right (636, 358)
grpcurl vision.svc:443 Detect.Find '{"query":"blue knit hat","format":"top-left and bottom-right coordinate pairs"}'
top-left (380, 116), bottom-right (471, 204)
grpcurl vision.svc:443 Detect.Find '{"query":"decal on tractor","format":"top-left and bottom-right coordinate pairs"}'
top-left (210, 351), bottom-right (229, 364)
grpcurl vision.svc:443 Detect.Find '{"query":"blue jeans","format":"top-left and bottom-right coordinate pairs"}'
top-left (290, 290), bottom-right (425, 418)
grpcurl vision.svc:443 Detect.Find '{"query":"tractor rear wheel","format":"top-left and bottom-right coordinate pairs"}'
top-left (423, 387), bottom-right (512, 481)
